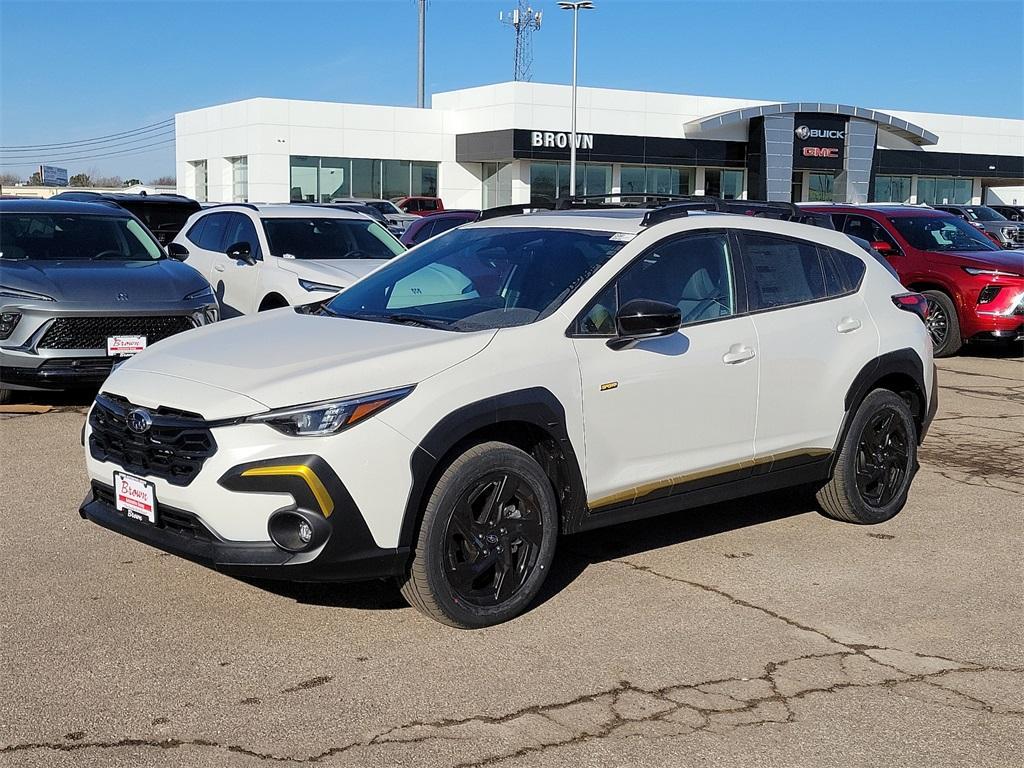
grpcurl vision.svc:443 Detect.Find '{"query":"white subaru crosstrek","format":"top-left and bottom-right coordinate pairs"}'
top-left (168, 204), bottom-right (405, 316)
top-left (81, 203), bottom-right (936, 628)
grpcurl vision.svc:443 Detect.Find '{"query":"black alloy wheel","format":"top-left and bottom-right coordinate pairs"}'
top-left (855, 408), bottom-right (911, 508)
top-left (921, 290), bottom-right (962, 357)
top-left (924, 296), bottom-right (947, 347)
top-left (443, 472), bottom-right (545, 607)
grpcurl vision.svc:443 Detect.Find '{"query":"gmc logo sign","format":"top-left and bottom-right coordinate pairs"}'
top-left (803, 147), bottom-right (839, 158)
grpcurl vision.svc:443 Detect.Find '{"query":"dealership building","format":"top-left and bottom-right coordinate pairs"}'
top-left (175, 81), bottom-right (1024, 209)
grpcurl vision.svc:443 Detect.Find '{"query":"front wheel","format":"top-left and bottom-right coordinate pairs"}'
top-left (922, 290), bottom-right (962, 358)
top-left (817, 389), bottom-right (918, 524)
top-left (399, 442), bottom-right (558, 628)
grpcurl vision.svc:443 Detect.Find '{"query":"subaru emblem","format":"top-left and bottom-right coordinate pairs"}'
top-left (126, 408), bottom-right (153, 434)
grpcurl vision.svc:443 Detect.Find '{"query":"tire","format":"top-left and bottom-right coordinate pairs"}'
top-left (0, 388), bottom-right (12, 405)
top-left (399, 441), bottom-right (558, 628)
top-left (922, 290), bottom-right (962, 358)
top-left (817, 389), bottom-right (918, 525)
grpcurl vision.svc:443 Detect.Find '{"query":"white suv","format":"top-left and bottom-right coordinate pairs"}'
top-left (81, 203), bottom-right (936, 628)
top-left (169, 204), bottom-right (404, 316)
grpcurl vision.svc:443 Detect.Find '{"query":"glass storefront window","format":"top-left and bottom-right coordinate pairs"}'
top-left (289, 156), bottom-right (318, 202)
top-left (382, 160), bottom-right (412, 200)
top-left (530, 161), bottom-right (558, 204)
top-left (619, 165), bottom-right (693, 196)
top-left (873, 175), bottom-right (911, 203)
top-left (620, 166), bottom-right (646, 195)
top-left (412, 161), bottom-right (438, 197)
top-left (917, 176), bottom-right (972, 205)
top-left (705, 169), bottom-right (744, 200)
top-left (319, 157), bottom-right (349, 202)
top-left (350, 159), bottom-right (376, 198)
top-left (584, 164), bottom-right (612, 199)
top-left (482, 162), bottom-right (513, 209)
top-left (229, 156), bottom-right (248, 203)
top-left (190, 160), bottom-right (208, 202)
top-left (807, 173), bottom-right (834, 202)
top-left (530, 161), bottom-right (611, 204)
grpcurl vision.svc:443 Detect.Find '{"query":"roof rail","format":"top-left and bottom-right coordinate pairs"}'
top-left (478, 201), bottom-right (555, 220)
top-left (199, 202), bottom-right (261, 212)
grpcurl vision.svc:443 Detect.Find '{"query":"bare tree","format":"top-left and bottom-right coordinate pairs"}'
top-left (151, 175), bottom-right (176, 186)
top-left (0, 172), bottom-right (23, 185)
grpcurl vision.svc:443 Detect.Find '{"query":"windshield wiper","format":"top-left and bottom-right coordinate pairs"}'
top-left (384, 314), bottom-right (454, 330)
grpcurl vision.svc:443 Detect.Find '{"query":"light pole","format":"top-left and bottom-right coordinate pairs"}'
top-left (558, 1), bottom-right (593, 200)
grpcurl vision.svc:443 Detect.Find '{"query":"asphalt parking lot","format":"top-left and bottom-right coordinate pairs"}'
top-left (1, 349), bottom-right (1021, 768)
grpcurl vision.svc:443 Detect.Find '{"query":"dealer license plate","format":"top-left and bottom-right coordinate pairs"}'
top-left (107, 335), bottom-right (147, 356)
top-left (114, 471), bottom-right (157, 525)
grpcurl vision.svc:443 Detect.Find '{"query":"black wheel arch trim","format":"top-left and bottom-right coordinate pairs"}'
top-left (397, 387), bottom-right (588, 548)
top-left (840, 348), bottom-right (932, 452)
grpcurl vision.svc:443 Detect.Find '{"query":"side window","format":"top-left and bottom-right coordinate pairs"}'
top-left (197, 213), bottom-right (230, 252)
top-left (830, 247), bottom-right (867, 290)
top-left (422, 199), bottom-right (438, 211)
top-left (843, 214), bottom-right (897, 251)
top-left (412, 219), bottom-right (436, 245)
top-left (820, 247), bottom-right (846, 296)
top-left (223, 213), bottom-right (262, 259)
top-left (577, 232), bottom-right (735, 335)
top-left (740, 232), bottom-right (826, 310)
top-left (185, 217), bottom-right (207, 246)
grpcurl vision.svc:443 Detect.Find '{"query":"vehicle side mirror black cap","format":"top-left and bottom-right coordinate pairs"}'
top-left (226, 241), bottom-right (254, 263)
top-left (167, 242), bottom-right (189, 261)
top-left (610, 299), bottom-right (681, 349)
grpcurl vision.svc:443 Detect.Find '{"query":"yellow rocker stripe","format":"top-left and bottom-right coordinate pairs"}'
top-left (240, 465), bottom-right (335, 518)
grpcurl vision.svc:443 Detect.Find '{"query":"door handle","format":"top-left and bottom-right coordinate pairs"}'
top-left (722, 344), bottom-right (756, 364)
top-left (214, 264), bottom-right (226, 272)
top-left (837, 317), bottom-right (862, 334)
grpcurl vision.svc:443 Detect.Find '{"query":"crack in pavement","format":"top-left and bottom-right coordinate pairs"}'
top-left (5, 559), bottom-right (1020, 766)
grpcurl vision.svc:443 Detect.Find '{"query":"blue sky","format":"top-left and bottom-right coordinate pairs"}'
top-left (1, 0), bottom-right (1021, 181)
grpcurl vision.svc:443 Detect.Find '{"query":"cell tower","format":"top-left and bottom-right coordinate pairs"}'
top-left (499, 3), bottom-right (543, 81)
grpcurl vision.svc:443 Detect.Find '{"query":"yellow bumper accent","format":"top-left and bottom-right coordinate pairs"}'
top-left (240, 465), bottom-right (335, 517)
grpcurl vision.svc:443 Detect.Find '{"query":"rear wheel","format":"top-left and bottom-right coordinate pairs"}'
top-left (399, 442), bottom-right (558, 628)
top-left (817, 389), bottom-right (917, 524)
top-left (922, 290), bottom-right (962, 357)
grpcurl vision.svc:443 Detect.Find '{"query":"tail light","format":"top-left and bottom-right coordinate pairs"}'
top-left (892, 292), bottom-right (929, 322)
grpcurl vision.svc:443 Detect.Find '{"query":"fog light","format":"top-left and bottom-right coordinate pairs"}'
top-left (0, 312), bottom-right (21, 340)
top-left (267, 508), bottom-right (330, 553)
top-left (297, 519), bottom-right (313, 544)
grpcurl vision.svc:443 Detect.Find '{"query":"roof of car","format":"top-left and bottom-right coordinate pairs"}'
top-left (54, 191), bottom-right (197, 205)
top-left (0, 198), bottom-right (135, 216)
top-left (199, 203), bottom-right (365, 220)
top-left (802, 203), bottom-right (947, 218)
top-left (466, 208), bottom-right (730, 235)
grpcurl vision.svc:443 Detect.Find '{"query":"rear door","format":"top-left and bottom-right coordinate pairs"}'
top-left (739, 231), bottom-right (879, 458)
top-left (182, 212), bottom-right (231, 283)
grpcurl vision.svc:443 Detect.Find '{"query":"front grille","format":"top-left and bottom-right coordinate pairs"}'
top-left (89, 394), bottom-right (217, 486)
top-left (38, 316), bottom-right (195, 350)
top-left (1006, 228), bottom-right (1024, 246)
top-left (92, 482), bottom-right (215, 541)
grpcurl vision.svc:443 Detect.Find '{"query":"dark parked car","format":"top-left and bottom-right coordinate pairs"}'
top-left (400, 209), bottom-right (480, 246)
top-left (53, 191), bottom-right (201, 245)
top-left (0, 199), bottom-right (217, 403)
top-left (988, 204), bottom-right (1024, 222)
top-left (932, 204), bottom-right (1024, 249)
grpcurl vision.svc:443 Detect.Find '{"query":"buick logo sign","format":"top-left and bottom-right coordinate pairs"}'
top-left (795, 124), bottom-right (845, 140)
top-left (126, 408), bottom-right (153, 434)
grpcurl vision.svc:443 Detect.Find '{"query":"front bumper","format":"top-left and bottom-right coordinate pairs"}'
top-left (80, 481), bottom-right (408, 582)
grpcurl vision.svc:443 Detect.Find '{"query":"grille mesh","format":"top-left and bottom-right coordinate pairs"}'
top-left (38, 316), bottom-right (194, 350)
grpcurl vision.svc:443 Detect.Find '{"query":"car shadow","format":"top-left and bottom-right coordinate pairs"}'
top-left (958, 340), bottom-right (1023, 360)
top-left (251, 486), bottom-right (819, 615)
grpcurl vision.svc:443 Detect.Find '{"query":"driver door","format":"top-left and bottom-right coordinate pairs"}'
top-left (570, 231), bottom-right (758, 509)
top-left (211, 213), bottom-right (263, 315)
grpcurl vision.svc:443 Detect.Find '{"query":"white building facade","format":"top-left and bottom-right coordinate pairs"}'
top-left (175, 82), bottom-right (1024, 208)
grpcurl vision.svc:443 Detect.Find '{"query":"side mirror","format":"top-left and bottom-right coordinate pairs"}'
top-left (871, 240), bottom-right (895, 256)
top-left (167, 242), bottom-right (189, 261)
top-left (226, 241), bottom-right (256, 265)
top-left (609, 299), bottom-right (681, 350)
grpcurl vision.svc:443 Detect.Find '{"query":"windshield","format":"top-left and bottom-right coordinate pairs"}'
top-left (325, 226), bottom-right (626, 332)
top-left (965, 206), bottom-right (1006, 222)
top-left (0, 213), bottom-right (163, 261)
top-left (888, 215), bottom-right (999, 253)
top-left (367, 201), bottom-right (401, 216)
top-left (261, 217), bottom-right (403, 260)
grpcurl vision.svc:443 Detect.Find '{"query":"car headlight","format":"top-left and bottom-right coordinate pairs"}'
top-left (299, 279), bottom-right (344, 293)
top-left (962, 266), bottom-right (1023, 277)
top-left (0, 285), bottom-right (55, 301)
top-left (184, 285), bottom-right (216, 301)
top-left (246, 386), bottom-right (414, 436)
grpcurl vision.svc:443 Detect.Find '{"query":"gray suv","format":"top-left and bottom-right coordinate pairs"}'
top-left (933, 204), bottom-right (1024, 249)
top-left (0, 199), bottom-right (218, 403)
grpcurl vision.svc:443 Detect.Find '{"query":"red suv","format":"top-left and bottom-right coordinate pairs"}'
top-left (804, 205), bottom-right (1024, 356)
top-left (395, 196), bottom-right (444, 216)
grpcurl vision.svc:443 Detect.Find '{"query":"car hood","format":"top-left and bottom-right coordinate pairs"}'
top-left (112, 309), bottom-right (496, 413)
top-left (935, 249), bottom-right (1024, 272)
top-left (278, 258), bottom-right (388, 286)
top-left (0, 259), bottom-right (209, 303)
